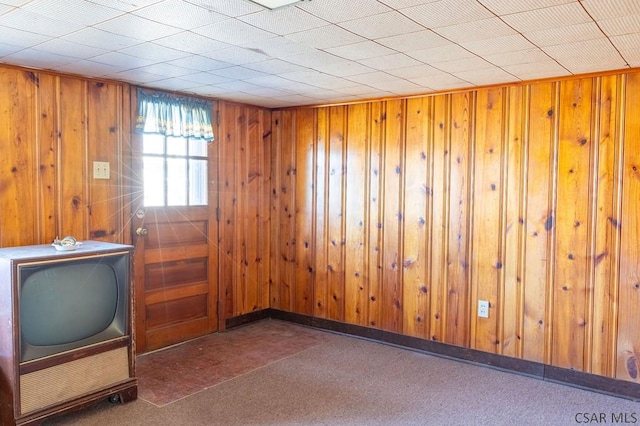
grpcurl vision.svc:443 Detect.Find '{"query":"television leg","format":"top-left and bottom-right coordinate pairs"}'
top-left (108, 383), bottom-right (138, 404)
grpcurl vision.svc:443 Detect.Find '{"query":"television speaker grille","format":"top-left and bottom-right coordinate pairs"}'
top-left (20, 347), bottom-right (130, 414)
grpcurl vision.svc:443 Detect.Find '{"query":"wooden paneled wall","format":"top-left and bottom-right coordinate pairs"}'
top-left (217, 101), bottom-right (272, 320)
top-left (0, 66), bottom-right (130, 248)
top-left (271, 70), bottom-right (640, 383)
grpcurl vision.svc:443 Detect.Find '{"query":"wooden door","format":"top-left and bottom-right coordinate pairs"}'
top-left (131, 132), bottom-right (218, 353)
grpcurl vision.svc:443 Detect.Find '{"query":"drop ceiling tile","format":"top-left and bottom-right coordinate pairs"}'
top-left (611, 33), bottom-right (640, 50)
top-left (147, 77), bottom-right (201, 92)
top-left (524, 21), bottom-right (604, 47)
top-left (249, 87), bottom-right (296, 98)
top-left (358, 53), bottom-right (423, 71)
top-left (433, 17), bottom-right (516, 43)
top-left (152, 32), bottom-right (230, 55)
top-left (431, 56), bottom-right (495, 73)
top-left (167, 55), bottom-right (233, 71)
top-left (132, 0), bottom-right (228, 30)
top-left (276, 80), bottom-right (332, 93)
top-left (61, 27), bottom-right (142, 50)
top-left (193, 18), bottom-right (276, 44)
top-left (212, 80), bottom-right (265, 92)
top-left (279, 69), bottom-right (329, 83)
top-left (453, 67), bottom-right (518, 86)
top-left (402, 0), bottom-right (494, 28)
top-left (0, 42), bottom-right (23, 58)
top-left (270, 93), bottom-right (315, 102)
top-left (22, 0), bottom-right (123, 26)
top-left (558, 58), bottom-right (628, 75)
top-left (378, 0), bottom-right (437, 8)
top-left (308, 75), bottom-right (363, 90)
top-left (339, 11), bottom-right (425, 39)
top-left (407, 44), bottom-right (475, 63)
top-left (30, 39), bottom-right (108, 59)
top-left (581, 0), bottom-right (640, 20)
top-left (462, 34), bottom-right (534, 56)
top-left (312, 60), bottom-right (375, 77)
top-left (386, 63), bottom-right (443, 79)
top-left (242, 37), bottom-right (316, 58)
top-left (242, 58), bottom-right (307, 74)
top-left (483, 48), bottom-right (551, 66)
top-left (598, 14), bottom-right (640, 37)
top-left (183, 0), bottom-right (263, 17)
top-left (355, 90), bottom-right (396, 100)
top-left (193, 85), bottom-right (233, 97)
top-left (325, 41), bottom-right (396, 61)
top-left (90, 51), bottom-right (155, 69)
top-left (620, 49), bottom-right (640, 67)
top-left (120, 42), bottom-right (191, 62)
top-left (299, 0), bottom-right (391, 23)
top-left (346, 71), bottom-right (399, 86)
top-left (209, 65), bottom-right (268, 80)
top-left (179, 71), bottom-right (232, 85)
top-left (376, 30), bottom-right (450, 52)
top-left (95, 14), bottom-right (182, 42)
top-left (134, 62), bottom-right (194, 78)
top-left (408, 73), bottom-right (470, 90)
top-left (501, 3), bottom-right (591, 33)
top-left (282, 50), bottom-right (345, 67)
top-left (203, 46), bottom-right (269, 65)
top-left (285, 25), bottom-right (366, 49)
top-left (0, 26), bottom-right (50, 48)
top-left (3, 48), bottom-right (77, 68)
top-left (245, 74), bottom-right (296, 88)
top-left (53, 60), bottom-right (124, 77)
top-left (296, 89), bottom-right (344, 100)
top-left (86, 0), bottom-right (163, 12)
top-left (543, 38), bottom-right (621, 60)
top-left (369, 79), bottom-right (421, 94)
top-left (239, 7), bottom-right (328, 35)
top-left (0, 9), bottom-right (84, 37)
top-left (501, 60), bottom-right (569, 79)
top-left (477, 0), bottom-right (573, 15)
top-left (0, 7), bottom-right (13, 20)
top-left (338, 84), bottom-right (381, 96)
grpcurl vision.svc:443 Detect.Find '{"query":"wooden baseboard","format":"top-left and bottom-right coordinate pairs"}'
top-left (227, 309), bottom-right (640, 402)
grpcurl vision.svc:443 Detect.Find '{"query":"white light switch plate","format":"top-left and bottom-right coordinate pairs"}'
top-left (93, 161), bottom-right (110, 179)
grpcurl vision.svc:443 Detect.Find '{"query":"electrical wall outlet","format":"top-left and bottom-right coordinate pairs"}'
top-left (93, 161), bottom-right (110, 180)
top-left (478, 300), bottom-right (490, 318)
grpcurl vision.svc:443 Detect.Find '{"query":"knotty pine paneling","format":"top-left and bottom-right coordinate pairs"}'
top-left (271, 69), bottom-right (640, 383)
top-left (0, 66), bottom-right (129, 248)
top-left (217, 101), bottom-right (272, 319)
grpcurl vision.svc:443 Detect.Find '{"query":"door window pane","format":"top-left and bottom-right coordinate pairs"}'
top-left (167, 158), bottom-right (187, 206)
top-left (167, 136), bottom-right (187, 156)
top-left (189, 138), bottom-right (208, 157)
top-left (189, 159), bottom-right (208, 206)
top-left (143, 133), bottom-right (165, 155)
top-left (143, 157), bottom-right (165, 206)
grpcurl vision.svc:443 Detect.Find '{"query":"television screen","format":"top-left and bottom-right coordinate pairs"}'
top-left (18, 255), bottom-right (128, 362)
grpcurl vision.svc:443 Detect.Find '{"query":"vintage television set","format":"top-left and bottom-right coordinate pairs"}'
top-left (0, 241), bottom-right (137, 426)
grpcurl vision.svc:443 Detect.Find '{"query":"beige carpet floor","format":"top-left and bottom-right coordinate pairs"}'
top-left (45, 320), bottom-right (639, 425)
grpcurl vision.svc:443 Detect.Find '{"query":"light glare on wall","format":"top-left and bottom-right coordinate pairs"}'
top-left (248, 0), bottom-right (301, 9)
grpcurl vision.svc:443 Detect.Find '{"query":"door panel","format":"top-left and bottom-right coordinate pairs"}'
top-left (133, 206), bottom-right (218, 353)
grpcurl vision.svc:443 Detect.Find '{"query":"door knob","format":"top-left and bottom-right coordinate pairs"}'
top-left (136, 227), bottom-right (148, 236)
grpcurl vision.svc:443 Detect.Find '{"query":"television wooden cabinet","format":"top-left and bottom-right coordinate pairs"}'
top-left (0, 241), bottom-right (137, 426)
